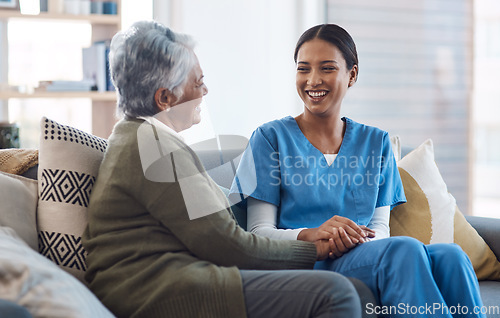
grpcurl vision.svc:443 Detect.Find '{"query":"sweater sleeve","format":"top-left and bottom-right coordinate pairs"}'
top-left (140, 136), bottom-right (317, 270)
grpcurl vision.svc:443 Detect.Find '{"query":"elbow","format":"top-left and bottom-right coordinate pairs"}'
top-left (249, 224), bottom-right (276, 237)
top-left (249, 225), bottom-right (264, 235)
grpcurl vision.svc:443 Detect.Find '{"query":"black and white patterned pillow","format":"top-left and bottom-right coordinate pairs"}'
top-left (37, 117), bottom-right (107, 283)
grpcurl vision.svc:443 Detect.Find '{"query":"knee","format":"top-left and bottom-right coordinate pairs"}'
top-left (430, 243), bottom-right (470, 264)
top-left (312, 272), bottom-right (362, 318)
top-left (437, 243), bottom-right (465, 255)
top-left (376, 236), bottom-right (433, 271)
top-left (321, 272), bottom-right (360, 304)
top-left (384, 236), bottom-right (426, 258)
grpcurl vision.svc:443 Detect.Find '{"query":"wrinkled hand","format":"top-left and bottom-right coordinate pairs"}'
top-left (327, 227), bottom-right (358, 258)
top-left (298, 215), bottom-right (368, 242)
top-left (314, 238), bottom-right (336, 261)
top-left (299, 216), bottom-right (374, 259)
top-left (313, 228), bottom-right (358, 260)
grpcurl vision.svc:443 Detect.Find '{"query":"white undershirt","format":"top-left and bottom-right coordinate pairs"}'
top-left (323, 153), bottom-right (337, 166)
top-left (247, 198), bottom-right (391, 241)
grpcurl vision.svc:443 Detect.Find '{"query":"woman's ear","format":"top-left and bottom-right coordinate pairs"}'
top-left (154, 88), bottom-right (177, 112)
top-left (348, 65), bottom-right (358, 87)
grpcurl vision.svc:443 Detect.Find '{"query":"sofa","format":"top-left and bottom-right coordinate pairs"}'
top-left (0, 118), bottom-right (499, 318)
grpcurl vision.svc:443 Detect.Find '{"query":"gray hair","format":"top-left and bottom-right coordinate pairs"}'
top-left (109, 20), bottom-right (196, 118)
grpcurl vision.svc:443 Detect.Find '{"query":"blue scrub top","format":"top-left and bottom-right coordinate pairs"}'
top-left (230, 116), bottom-right (406, 229)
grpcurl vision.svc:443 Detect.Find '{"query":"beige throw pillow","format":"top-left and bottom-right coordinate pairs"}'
top-left (390, 139), bottom-right (500, 281)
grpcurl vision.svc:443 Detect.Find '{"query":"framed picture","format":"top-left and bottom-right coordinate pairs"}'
top-left (0, 0), bottom-right (17, 9)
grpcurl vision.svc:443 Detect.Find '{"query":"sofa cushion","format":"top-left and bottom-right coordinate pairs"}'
top-left (37, 117), bottom-right (107, 283)
top-left (478, 281), bottom-right (500, 317)
top-left (390, 139), bottom-right (500, 281)
top-left (0, 226), bottom-right (115, 318)
top-left (192, 135), bottom-right (249, 189)
top-left (0, 171), bottom-right (38, 250)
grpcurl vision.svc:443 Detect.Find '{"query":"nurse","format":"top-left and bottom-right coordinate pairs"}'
top-left (230, 24), bottom-right (485, 318)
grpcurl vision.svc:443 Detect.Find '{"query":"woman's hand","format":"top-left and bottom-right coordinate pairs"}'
top-left (360, 225), bottom-right (376, 239)
top-left (302, 227), bottom-right (360, 260)
top-left (314, 227), bottom-right (360, 260)
top-left (328, 227), bottom-right (359, 258)
top-left (299, 215), bottom-right (373, 259)
top-left (298, 215), bottom-right (368, 243)
top-left (314, 238), bottom-right (336, 261)
top-left (321, 215), bottom-right (369, 242)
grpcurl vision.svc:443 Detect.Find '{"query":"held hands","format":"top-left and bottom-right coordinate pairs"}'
top-left (299, 215), bottom-right (376, 260)
top-left (314, 239), bottom-right (336, 261)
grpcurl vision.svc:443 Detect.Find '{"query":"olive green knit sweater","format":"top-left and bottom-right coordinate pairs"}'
top-left (82, 119), bottom-right (317, 318)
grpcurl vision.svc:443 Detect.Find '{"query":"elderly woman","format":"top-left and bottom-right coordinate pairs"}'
top-left (82, 21), bottom-right (361, 318)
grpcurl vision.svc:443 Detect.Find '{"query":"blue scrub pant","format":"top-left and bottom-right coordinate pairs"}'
top-left (314, 236), bottom-right (485, 318)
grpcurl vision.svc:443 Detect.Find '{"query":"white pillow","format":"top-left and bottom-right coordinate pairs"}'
top-left (390, 139), bottom-right (500, 280)
top-left (37, 117), bottom-right (107, 283)
top-left (0, 171), bottom-right (38, 250)
top-left (0, 226), bottom-right (115, 318)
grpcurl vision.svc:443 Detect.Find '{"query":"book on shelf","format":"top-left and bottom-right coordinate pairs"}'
top-left (40, 80), bottom-right (96, 92)
top-left (82, 40), bottom-right (115, 93)
top-left (105, 45), bottom-right (114, 91)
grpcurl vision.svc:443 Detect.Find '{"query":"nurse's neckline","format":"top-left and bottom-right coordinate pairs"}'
top-left (290, 115), bottom-right (349, 155)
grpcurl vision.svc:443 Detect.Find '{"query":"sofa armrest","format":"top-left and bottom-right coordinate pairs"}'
top-left (466, 215), bottom-right (500, 262)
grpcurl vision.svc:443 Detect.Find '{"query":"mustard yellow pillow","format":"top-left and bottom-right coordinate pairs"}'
top-left (390, 139), bottom-right (500, 281)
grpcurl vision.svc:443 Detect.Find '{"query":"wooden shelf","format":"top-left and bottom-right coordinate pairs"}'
top-left (0, 90), bottom-right (116, 101)
top-left (0, 10), bottom-right (120, 25)
top-left (0, 2), bottom-right (121, 139)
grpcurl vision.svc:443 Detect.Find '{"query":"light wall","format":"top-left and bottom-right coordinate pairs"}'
top-left (473, 0), bottom-right (500, 217)
top-left (153, 0), bottom-right (326, 142)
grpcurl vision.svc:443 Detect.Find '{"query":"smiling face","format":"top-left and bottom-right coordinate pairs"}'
top-left (295, 38), bottom-right (357, 117)
top-left (171, 60), bottom-right (207, 127)
top-left (155, 57), bottom-right (208, 132)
